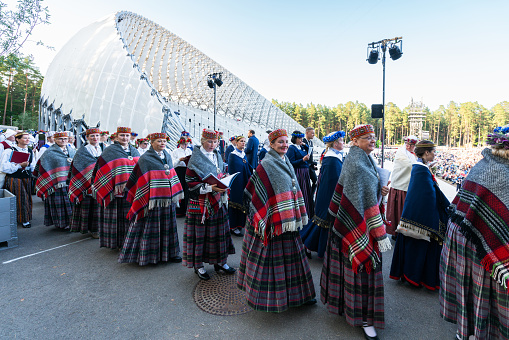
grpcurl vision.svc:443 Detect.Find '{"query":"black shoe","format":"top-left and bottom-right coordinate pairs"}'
top-left (303, 298), bottom-right (317, 306)
top-left (22, 223), bottom-right (31, 228)
top-left (230, 228), bottom-right (243, 237)
top-left (214, 264), bottom-right (236, 274)
top-left (169, 256), bottom-right (182, 263)
top-left (195, 268), bottom-right (210, 280)
top-left (305, 248), bottom-right (312, 259)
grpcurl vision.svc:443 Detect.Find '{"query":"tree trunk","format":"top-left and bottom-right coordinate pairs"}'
top-left (3, 69), bottom-right (13, 125)
top-left (23, 73), bottom-right (28, 114)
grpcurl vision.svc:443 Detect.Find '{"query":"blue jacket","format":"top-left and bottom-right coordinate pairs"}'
top-left (245, 135), bottom-right (259, 169)
top-left (287, 144), bottom-right (310, 169)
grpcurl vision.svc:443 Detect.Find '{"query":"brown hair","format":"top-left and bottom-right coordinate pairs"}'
top-left (414, 140), bottom-right (435, 158)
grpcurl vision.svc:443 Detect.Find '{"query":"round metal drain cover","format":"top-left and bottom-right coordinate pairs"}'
top-left (193, 273), bottom-right (252, 316)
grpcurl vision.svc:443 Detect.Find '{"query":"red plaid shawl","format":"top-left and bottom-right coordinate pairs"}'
top-left (328, 146), bottom-right (389, 274)
top-left (243, 149), bottom-right (308, 246)
top-left (34, 145), bottom-right (75, 199)
top-left (449, 148), bottom-right (509, 289)
top-left (92, 143), bottom-right (140, 208)
top-left (126, 149), bottom-right (183, 222)
top-left (68, 146), bottom-right (98, 204)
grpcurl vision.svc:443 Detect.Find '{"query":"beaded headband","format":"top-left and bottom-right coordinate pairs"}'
top-left (116, 126), bottom-right (131, 133)
top-left (268, 129), bottom-right (288, 143)
top-left (229, 136), bottom-right (236, 142)
top-left (487, 125), bottom-right (509, 150)
top-left (86, 128), bottom-right (101, 135)
top-left (136, 138), bottom-right (149, 145)
top-left (323, 130), bottom-right (346, 143)
top-left (148, 132), bottom-right (169, 141)
top-left (15, 131), bottom-right (29, 138)
top-left (178, 136), bottom-right (191, 144)
top-left (404, 135), bottom-right (419, 144)
top-left (53, 132), bottom-right (68, 139)
top-left (291, 132), bottom-right (304, 138)
top-left (101, 131), bottom-right (109, 135)
top-left (110, 133), bottom-right (117, 139)
top-left (349, 124), bottom-right (374, 140)
top-left (202, 129), bottom-right (219, 140)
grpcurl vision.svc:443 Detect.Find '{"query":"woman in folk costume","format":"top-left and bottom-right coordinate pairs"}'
top-left (0, 132), bottom-right (37, 228)
top-left (237, 129), bottom-right (316, 312)
top-left (389, 140), bottom-right (450, 290)
top-left (440, 125), bottom-right (509, 340)
top-left (320, 124), bottom-right (391, 340)
top-left (224, 136), bottom-right (236, 165)
top-left (300, 130), bottom-right (346, 259)
top-left (68, 128), bottom-right (102, 238)
top-left (386, 135), bottom-right (419, 235)
top-left (34, 132), bottom-right (76, 229)
top-left (136, 138), bottom-right (149, 156)
top-left (92, 127), bottom-right (140, 249)
top-left (171, 136), bottom-right (192, 217)
top-left (119, 133), bottom-right (184, 265)
top-left (287, 130), bottom-right (314, 218)
top-left (183, 128), bottom-right (235, 280)
top-left (227, 135), bottom-right (253, 237)
top-left (99, 131), bottom-right (109, 150)
top-left (0, 128), bottom-right (17, 189)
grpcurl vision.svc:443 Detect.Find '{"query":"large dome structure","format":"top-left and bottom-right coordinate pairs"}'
top-left (39, 11), bottom-right (315, 148)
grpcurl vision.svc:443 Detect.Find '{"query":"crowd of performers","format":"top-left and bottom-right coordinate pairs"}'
top-left (2, 121), bottom-right (509, 340)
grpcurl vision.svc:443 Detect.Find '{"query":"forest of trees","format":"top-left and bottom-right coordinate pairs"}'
top-left (273, 99), bottom-right (509, 147)
top-left (0, 53), bottom-right (44, 130)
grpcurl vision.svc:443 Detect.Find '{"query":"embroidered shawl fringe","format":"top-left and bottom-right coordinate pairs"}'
top-left (311, 215), bottom-right (330, 229)
top-left (396, 220), bottom-right (444, 244)
top-left (229, 201), bottom-right (246, 213)
top-left (114, 183), bottom-right (126, 196)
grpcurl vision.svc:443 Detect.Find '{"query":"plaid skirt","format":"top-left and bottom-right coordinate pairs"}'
top-left (386, 188), bottom-right (406, 235)
top-left (44, 187), bottom-right (72, 229)
top-left (237, 224), bottom-right (316, 312)
top-left (119, 205), bottom-right (179, 266)
top-left (320, 236), bottom-right (385, 329)
top-left (295, 167), bottom-right (314, 218)
top-left (4, 176), bottom-right (32, 223)
top-left (70, 196), bottom-right (100, 234)
top-left (439, 221), bottom-right (509, 340)
top-left (99, 194), bottom-right (130, 249)
top-left (183, 205), bottom-right (235, 268)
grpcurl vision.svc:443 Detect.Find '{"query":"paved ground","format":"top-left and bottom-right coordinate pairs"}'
top-left (1, 179), bottom-right (458, 340)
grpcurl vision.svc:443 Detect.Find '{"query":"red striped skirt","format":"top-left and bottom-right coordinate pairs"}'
top-left (320, 236), bottom-right (385, 329)
top-left (119, 205), bottom-right (179, 266)
top-left (4, 176), bottom-right (32, 224)
top-left (237, 224), bottom-right (316, 312)
top-left (439, 221), bottom-right (509, 340)
top-left (385, 188), bottom-right (406, 235)
top-left (44, 187), bottom-right (72, 229)
top-left (70, 196), bottom-right (100, 234)
top-left (183, 204), bottom-right (234, 268)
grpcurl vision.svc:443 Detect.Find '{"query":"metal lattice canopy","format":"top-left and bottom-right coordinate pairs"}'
top-left (40, 11), bottom-right (318, 149)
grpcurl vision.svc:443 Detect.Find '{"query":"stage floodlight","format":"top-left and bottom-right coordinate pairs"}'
top-left (389, 44), bottom-right (402, 61)
top-left (214, 75), bottom-right (223, 87)
top-left (367, 50), bottom-right (379, 64)
top-left (207, 78), bottom-right (214, 88)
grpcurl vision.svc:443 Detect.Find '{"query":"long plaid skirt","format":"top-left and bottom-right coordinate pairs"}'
top-left (237, 224), bottom-right (316, 312)
top-left (44, 187), bottom-right (72, 229)
top-left (439, 221), bottom-right (509, 340)
top-left (175, 167), bottom-right (189, 216)
top-left (5, 176), bottom-right (32, 223)
top-left (183, 205), bottom-right (235, 268)
top-left (99, 194), bottom-right (130, 249)
top-left (295, 167), bottom-right (314, 218)
top-left (320, 236), bottom-right (385, 329)
top-left (119, 205), bottom-right (179, 266)
top-left (70, 196), bottom-right (100, 234)
top-left (386, 188), bottom-right (406, 235)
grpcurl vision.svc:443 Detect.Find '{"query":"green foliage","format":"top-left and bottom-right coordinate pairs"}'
top-left (273, 99), bottom-right (508, 146)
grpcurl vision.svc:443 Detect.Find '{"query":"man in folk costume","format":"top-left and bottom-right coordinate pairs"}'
top-left (440, 125), bottom-right (509, 340)
top-left (183, 128), bottom-right (235, 280)
top-left (321, 124), bottom-right (391, 340)
top-left (119, 133), bottom-right (184, 265)
top-left (92, 127), bottom-right (140, 249)
top-left (0, 132), bottom-right (37, 227)
top-left (0, 129), bottom-right (17, 189)
top-left (68, 128), bottom-right (102, 238)
top-left (386, 135), bottom-right (419, 236)
top-left (34, 132), bottom-right (76, 229)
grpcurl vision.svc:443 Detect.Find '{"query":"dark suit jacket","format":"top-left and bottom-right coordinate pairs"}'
top-left (245, 135), bottom-right (259, 169)
top-left (303, 138), bottom-right (315, 167)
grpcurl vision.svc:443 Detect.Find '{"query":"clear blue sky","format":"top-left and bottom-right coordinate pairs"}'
top-left (11, 0), bottom-right (509, 111)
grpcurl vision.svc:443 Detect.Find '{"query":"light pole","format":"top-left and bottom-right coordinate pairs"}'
top-left (207, 72), bottom-right (223, 130)
top-left (367, 37), bottom-right (403, 168)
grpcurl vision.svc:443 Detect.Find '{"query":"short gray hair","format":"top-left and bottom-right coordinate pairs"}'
top-left (305, 127), bottom-right (314, 132)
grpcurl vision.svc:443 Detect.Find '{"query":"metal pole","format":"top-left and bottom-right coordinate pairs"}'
top-left (213, 83), bottom-right (217, 131)
top-left (381, 44), bottom-right (386, 168)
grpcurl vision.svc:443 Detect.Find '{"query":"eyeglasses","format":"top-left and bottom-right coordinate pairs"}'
top-left (359, 135), bottom-right (377, 141)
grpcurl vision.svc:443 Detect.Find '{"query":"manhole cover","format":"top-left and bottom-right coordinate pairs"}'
top-left (193, 272), bottom-right (252, 316)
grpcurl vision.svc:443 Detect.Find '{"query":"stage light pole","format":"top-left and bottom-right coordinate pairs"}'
top-left (366, 37), bottom-right (403, 168)
top-left (207, 72), bottom-right (223, 130)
